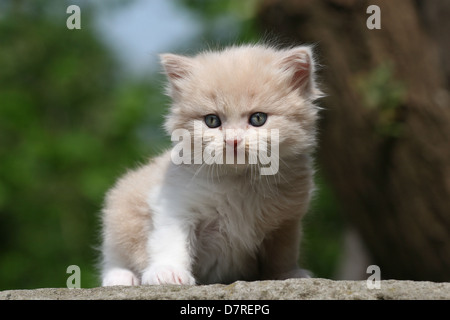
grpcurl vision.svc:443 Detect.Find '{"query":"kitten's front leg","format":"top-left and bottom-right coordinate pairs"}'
top-left (141, 214), bottom-right (196, 285)
top-left (260, 217), bottom-right (312, 280)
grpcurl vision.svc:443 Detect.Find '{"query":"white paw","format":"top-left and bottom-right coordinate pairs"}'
top-left (102, 268), bottom-right (140, 286)
top-left (141, 265), bottom-right (196, 285)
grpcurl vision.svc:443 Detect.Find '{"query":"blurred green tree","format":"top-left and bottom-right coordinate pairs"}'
top-left (0, 1), bottom-right (168, 289)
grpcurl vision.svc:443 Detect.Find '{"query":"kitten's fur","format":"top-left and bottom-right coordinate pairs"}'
top-left (101, 44), bottom-right (322, 286)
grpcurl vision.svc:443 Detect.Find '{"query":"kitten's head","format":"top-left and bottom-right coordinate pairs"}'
top-left (160, 44), bottom-right (322, 175)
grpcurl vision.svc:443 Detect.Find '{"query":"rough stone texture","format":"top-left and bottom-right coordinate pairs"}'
top-left (1, 279), bottom-right (449, 300)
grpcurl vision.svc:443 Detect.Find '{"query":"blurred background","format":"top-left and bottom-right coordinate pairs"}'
top-left (0, 0), bottom-right (448, 290)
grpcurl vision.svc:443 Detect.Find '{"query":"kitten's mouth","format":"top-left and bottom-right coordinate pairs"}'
top-left (223, 145), bottom-right (248, 166)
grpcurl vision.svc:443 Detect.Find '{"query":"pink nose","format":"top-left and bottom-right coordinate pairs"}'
top-left (225, 138), bottom-right (242, 148)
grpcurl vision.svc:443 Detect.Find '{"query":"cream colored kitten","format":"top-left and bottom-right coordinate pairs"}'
top-left (100, 44), bottom-right (322, 286)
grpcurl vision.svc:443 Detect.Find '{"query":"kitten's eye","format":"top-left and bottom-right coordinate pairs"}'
top-left (249, 112), bottom-right (267, 127)
top-left (204, 114), bottom-right (222, 128)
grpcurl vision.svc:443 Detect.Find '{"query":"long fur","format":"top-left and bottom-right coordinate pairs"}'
top-left (100, 44), bottom-right (322, 285)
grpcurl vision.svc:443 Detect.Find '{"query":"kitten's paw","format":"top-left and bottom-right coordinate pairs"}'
top-left (141, 265), bottom-right (196, 285)
top-left (102, 267), bottom-right (140, 286)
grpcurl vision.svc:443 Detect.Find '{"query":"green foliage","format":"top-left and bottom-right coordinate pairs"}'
top-left (179, 0), bottom-right (261, 46)
top-left (356, 62), bottom-right (407, 137)
top-left (301, 173), bottom-right (345, 278)
top-left (0, 3), bottom-right (168, 289)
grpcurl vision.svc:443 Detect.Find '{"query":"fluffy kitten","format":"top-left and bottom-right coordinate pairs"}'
top-left (100, 44), bottom-right (322, 286)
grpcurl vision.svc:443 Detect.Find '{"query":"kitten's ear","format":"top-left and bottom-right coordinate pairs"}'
top-left (280, 46), bottom-right (322, 99)
top-left (160, 54), bottom-right (194, 94)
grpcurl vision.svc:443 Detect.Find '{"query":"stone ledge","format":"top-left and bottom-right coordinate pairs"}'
top-left (1, 279), bottom-right (449, 300)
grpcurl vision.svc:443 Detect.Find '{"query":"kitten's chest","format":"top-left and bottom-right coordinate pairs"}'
top-left (191, 180), bottom-right (266, 231)
top-left (187, 181), bottom-right (273, 283)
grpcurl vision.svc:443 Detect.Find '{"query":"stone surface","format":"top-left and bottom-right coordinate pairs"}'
top-left (0, 279), bottom-right (449, 300)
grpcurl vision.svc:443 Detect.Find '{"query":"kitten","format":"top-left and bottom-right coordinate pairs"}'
top-left (100, 44), bottom-right (322, 286)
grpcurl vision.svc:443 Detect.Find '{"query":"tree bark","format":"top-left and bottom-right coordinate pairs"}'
top-left (259, 0), bottom-right (450, 281)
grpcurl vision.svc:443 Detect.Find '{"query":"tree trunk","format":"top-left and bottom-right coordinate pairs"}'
top-left (259, 0), bottom-right (450, 281)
